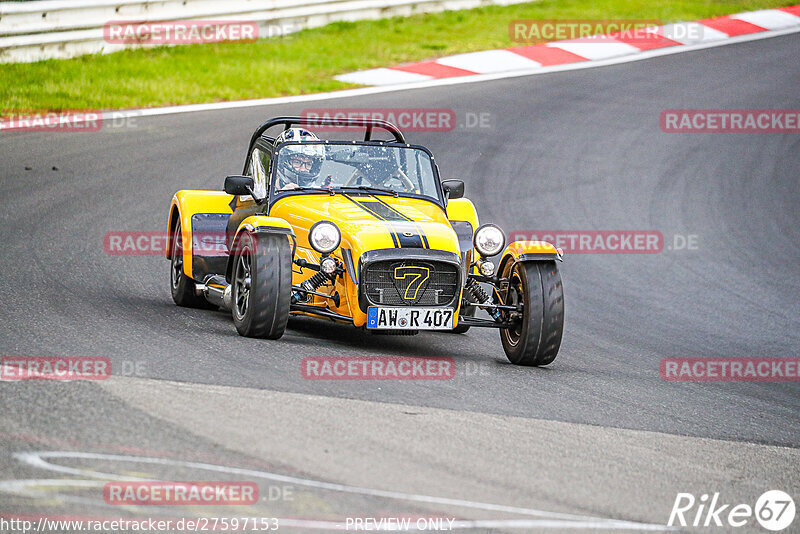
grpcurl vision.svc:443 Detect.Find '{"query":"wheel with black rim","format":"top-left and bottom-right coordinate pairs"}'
top-left (499, 260), bottom-right (564, 366)
top-left (170, 221), bottom-right (211, 308)
top-left (231, 232), bottom-right (291, 339)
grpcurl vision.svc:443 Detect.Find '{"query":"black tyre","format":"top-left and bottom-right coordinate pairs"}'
top-left (170, 221), bottom-right (212, 308)
top-left (499, 260), bottom-right (564, 366)
top-left (231, 232), bottom-right (291, 339)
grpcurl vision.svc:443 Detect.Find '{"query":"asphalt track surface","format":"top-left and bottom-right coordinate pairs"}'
top-left (1, 33), bottom-right (799, 533)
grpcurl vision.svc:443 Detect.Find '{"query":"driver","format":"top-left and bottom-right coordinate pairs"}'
top-left (346, 146), bottom-right (417, 193)
top-left (275, 128), bottom-right (325, 190)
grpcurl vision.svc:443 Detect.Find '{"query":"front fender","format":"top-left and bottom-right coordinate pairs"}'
top-left (235, 215), bottom-right (294, 237)
top-left (446, 198), bottom-right (479, 256)
top-left (225, 216), bottom-right (295, 282)
top-left (498, 240), bottom-right (563, 275)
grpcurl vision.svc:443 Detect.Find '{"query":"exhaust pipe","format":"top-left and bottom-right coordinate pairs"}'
top-left (197, 275), bottom-right (233, 310)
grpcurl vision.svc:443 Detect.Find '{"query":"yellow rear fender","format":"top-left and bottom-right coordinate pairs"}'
top-left (167, 190), bottom-right (234, 278)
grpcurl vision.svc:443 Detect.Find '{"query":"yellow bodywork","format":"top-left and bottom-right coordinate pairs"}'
top-left (167, 190), bottom-right (233, 278)
top-left (169, 190), bottom-right (477, 328)
top-left (498, 240), bottom-right (562, 275)
top-left (446, 198), bottom-right (479, 230)
top-left (501, 240), bottom-right (560, 259)
top-left (234, 215), bottom-right (294, 236)
top-left (269, 194), bottom-right (463, 327)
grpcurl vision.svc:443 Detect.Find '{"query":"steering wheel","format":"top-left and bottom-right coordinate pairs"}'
top-left (392, 168), bottom-right (417, 192)
top-left (344, 168), bottom-right (416, 192)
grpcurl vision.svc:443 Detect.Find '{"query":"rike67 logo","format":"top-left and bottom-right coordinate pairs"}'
top-left (669, 490), bottom-right (795, 531)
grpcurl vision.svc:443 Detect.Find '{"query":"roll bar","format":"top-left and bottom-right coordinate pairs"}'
top-left (248, 116), bottom-right (406, 152)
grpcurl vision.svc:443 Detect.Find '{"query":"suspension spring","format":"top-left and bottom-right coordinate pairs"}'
top-left (292, 270), bottom-right (331, 304)
top-left (465, 279), bottom-right (502, 321)
top-left (302, 270), bottom-right (330, 293)
top-left (465, 278), bottom-right (490, 303)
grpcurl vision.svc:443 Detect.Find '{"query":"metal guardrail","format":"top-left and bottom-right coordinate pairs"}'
top-left (0, 0), bottom-right (528, 63)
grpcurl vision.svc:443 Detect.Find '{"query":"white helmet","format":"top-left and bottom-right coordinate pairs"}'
top-left (275, 127), bottom-right (319, 144)
top-left (276, 128), bottom-right (324, 185)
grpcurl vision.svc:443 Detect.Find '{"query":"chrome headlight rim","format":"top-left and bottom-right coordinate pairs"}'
top-left (320, 256), bottom-right (338, 274)
top-left (309, 220), bottom-right (341, 254)
top-left (473, 223), bottom-right (506, 258)
top-left (479, 259), bottom-right (495, 276)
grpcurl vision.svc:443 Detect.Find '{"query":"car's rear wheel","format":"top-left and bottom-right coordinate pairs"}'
top-left (499, 260), bottom-right (564, 366)
top-left (231, 232), bottom-right (291, 339)
top-left (170, 221), bottom-right (212, 308)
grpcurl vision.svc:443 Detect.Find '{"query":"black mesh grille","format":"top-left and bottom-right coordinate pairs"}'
top-left (363, 260), bottom-right (459, 306)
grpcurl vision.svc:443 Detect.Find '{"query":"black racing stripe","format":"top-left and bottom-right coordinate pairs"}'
top-left (346, 196), bottom-right (426, 249)
top-left (343, 194), bottom-right (400, 248)
top-left (358, 202), bottom-right (422, 248)
top-left (370, 196), bottom-right (429, 249)
top-left (356, 200), bottom-right (423, 248)
top-left (387, 226), bottom-right (401, 248)
top-left (370, 197), bottom-right (413, 221)
top-left (356, 200), bottom-right (407, 221)
top-left (394, 227), bottom-right (424, 248)
top-left (420, 232), bottom-right (430, 248)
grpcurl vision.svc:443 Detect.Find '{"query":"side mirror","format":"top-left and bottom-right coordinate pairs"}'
top-left (224, 175), bottom-right (255, 196)
top-left (441, 179), bottom-right (465, 200)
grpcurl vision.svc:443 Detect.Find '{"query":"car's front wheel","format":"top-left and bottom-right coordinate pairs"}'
top-left (231, 232), bottom-right (291, 339)
top-left (499, 260), bottom-right (564, 366)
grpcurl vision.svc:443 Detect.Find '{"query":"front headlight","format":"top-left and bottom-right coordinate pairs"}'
top-left (473, 224), bottom-right (505, 257)
top-left (309, 221), bottom-right (341, 254)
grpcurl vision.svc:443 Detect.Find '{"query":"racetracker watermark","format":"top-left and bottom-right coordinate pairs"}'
top-left (510, 231), bottom-right (664, 254)
top-left (105, 231), bottom-right (234, 256)
top-left (660, 358), bottom-right (800, 381)
top-left (661, 110), bottom-right (800, 133)
top-left (1, 113), bottom-right (102, 133)
top-left (0, 111), bottom-right (140, 133)
top-left (668, 490), bottom-right (795, 531)
top-left (104, 20), bottom-right (258, 45)
top-left (301, 109), bottom-right (493, 132)
top-left (301, 357), bottom-right (455, 380)
top-left (0, 357), bottom-right (110, 381)
top-left (510, 19), bottom-right (661, 43)
top-left (104, 482), bottom-right (258, 505)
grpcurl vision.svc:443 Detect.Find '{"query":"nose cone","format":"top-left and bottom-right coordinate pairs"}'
top-left (271, 193), bottom-right (461, 256)
top-left (330, 200), bottom-right (460, 257)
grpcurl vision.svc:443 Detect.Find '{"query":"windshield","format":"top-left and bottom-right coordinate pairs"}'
top-left (271, 142), bottom-right (440, 202)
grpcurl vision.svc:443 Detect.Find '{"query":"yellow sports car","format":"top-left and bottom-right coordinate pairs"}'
top-left (167, 116), bottom-right (564, 366)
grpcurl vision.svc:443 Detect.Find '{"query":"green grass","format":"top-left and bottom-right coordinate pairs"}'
top-left (0, 0), bottom-right (793, 112)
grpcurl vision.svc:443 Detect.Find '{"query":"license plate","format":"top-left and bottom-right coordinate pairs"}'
top-left (367, 307), bottom-right (454, 330)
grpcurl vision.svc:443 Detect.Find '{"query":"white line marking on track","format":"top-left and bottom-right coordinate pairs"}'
top-left (5, 451), bottom-right (675, 530)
